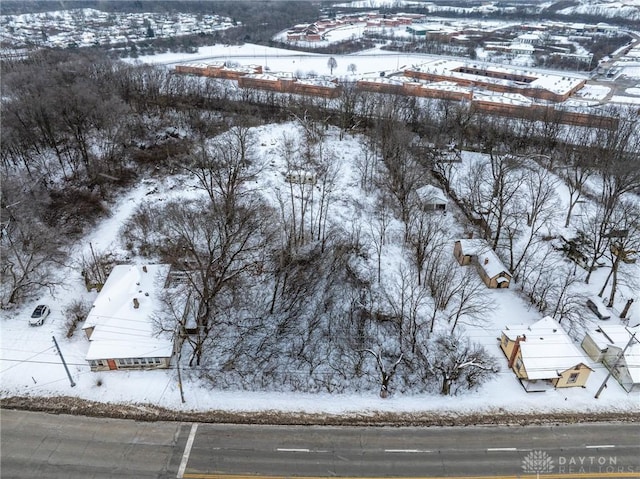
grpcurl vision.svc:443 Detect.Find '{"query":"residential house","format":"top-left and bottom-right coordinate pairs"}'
top-left (416, 185), bottom-right (448, 212)
top-left (83, 264), bottom-right (174, 371)
top-left (582, 325), bottom-right (640, 392)
top-left (453, 239), bottom-right (511, 288)
top-left (500, 316), bottom-right (593, 392)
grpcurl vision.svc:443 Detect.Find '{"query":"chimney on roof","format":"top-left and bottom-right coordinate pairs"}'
top-left (484, 257), bottom-right (489, 265)
top-left (142, 265), bottom-right (148, 273)
top-left (133, 298), bottom-right (139, 309)
top-left (508, 335), bottom-right (526, 369)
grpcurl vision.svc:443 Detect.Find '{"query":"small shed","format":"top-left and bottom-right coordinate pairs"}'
top-left (453, 239), bottom-right (486, 266)
top-left (416, 185), bottom-right (448, 212)
top-left (582, 325), bottom-right (640, 392)
top-left (453, 239), bottom-right (511, 288)
top-left (477, 249), bottom-right (511, 289)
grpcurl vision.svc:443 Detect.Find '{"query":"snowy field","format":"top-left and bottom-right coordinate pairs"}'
top-left (134, 40), bottom-right (640, 90)
top-left (2, 121), bottom-right (639, 417)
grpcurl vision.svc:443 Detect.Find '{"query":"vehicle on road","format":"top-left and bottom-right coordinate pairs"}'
top-left (28, 304), bottom-right (50, 326)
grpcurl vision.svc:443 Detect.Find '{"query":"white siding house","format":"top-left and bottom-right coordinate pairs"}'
top-left (83, 264), bottom-right (174, 371)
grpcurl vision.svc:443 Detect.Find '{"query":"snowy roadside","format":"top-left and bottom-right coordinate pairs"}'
top-left (2, 395), bottom-right (639, 426)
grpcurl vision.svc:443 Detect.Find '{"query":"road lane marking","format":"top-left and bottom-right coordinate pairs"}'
top-left (487, 447), bottom-right (518, 451)
top-left (384, 449), bottom-right (431, 453)
top-left (276, 448), bottom-right (310, 452)
top-left (177, 423), bottom-right (198, 479)
top-left (586, 444), bottom-right (615, 448)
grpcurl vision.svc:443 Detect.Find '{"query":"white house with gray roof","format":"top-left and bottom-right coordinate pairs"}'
top-left (83, 264), bottom-right (174, 371)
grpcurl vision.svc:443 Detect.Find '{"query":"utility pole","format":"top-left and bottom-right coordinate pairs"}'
top-left (52, 336), bottom-right (76, 388)
top-left (176, 352), bottom-right (185, 404)
top-left (595, 330), bottom-right (637, 398)
top-left (174, 292), bottom-right (191, 404)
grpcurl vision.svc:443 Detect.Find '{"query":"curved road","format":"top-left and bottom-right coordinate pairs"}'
top-left (1, 410), bottom-right (638, 479)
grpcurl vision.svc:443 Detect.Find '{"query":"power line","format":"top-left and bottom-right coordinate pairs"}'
top-left (0, 346), bottom-right (54, 373)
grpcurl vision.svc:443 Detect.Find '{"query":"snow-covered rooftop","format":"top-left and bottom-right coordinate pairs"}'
top-left (83, 264), bottom-right (173, 361)
top-left (505, 317), bottom-right (591, 380)
top-left (416, 185), bottom-right (448, 204)
top-left (456, 238), bottom-right (488, 256)
top-left (588, 325), bottom-right (640, 384)
top-left (478, 249), bottom-right (511, 279)
top-left (409, 59), bottom-right (585, 96)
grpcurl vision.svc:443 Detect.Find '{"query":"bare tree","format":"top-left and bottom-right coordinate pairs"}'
top-left (369, 196), bottom-right (392, 284)
top-left (186, 126), bottom-right (262, 208)
top-left (486, 153), bottom-right (526, 249)
top-left (555, 141), bottom-right (594, 228)
top-left (0, 219), bottom-right (64, 307)
top-left (125, 193), bottom-right (274, 367)
top-left (312, 151), bottom-right (341, 252)
top-left (447, 267), bottom-right (495, 333)
top-left (327, 57), bottom-right (337, 75)
top-left (383, 264), bottom-right (430, 353)
top-left (506, 158), bottom-right (559, 274)
top-left (582, 202), bottom-right (615, 284)
top-left (428, 332), bottom-right (498, 395)
top-left (406, 209), bottom-right (447, 286)
top-left (376, 125), bottom-right (427, 240)
top-left (356, 133), bottom-right (382, 192)
top-left (597, 199), bottom-right (640, 307)
top-left (364, 349), bottom-right (403, 398)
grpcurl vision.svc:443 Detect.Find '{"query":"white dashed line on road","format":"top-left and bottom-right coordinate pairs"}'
top-left (177, 423), bottom-right (198, 479)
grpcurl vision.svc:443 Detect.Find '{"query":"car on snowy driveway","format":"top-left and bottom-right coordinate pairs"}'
top-left (28, 305), bottom-right (50, 326)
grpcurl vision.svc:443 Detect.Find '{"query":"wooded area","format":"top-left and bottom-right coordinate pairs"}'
top-left (1, 49), bottom-right (638, 396)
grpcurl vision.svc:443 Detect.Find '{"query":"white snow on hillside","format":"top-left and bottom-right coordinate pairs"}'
top-left (1, 122), bottom-right (638, 416)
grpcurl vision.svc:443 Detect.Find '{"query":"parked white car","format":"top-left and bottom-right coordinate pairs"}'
top-left (28, 305), bottom-right (50, 326)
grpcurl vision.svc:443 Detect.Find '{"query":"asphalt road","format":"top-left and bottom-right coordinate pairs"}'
top-left (1, 409), bottom-right (639, 479)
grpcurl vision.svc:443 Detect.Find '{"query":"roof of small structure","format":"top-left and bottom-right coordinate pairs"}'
top-left (587, 325), bottom-right (640, 383)
top-left (613, 342), bottom-right (640, 384)
top-left (416, 185), bottom-right (448, 204)
top-left (455, 238), bottom-right (488, 256)
top-left (477, 249), bottom-right (511, 279)
top-left (586, 325), bottom-right (638, 350)
top-left (84, 264), bottom-right (173, 361)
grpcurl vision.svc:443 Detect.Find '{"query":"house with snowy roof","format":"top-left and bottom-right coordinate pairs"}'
top-left (582, 325), bottom-right (640, 393)
top-left (83, 264), bottom-right (174, 372)
top-left (500, 316), bottom-right (593, 392)
top-left (453, 239), bottom-right (511, 288)
top-left (416, 185), bottom-right (448, 212)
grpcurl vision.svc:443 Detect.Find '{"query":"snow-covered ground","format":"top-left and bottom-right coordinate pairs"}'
top-left (2, 122), bottom-right (638, 417)
top-left (133, 41), bottom-right (640, 96)
top-left (574, 84), bottom-right (611, 101)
